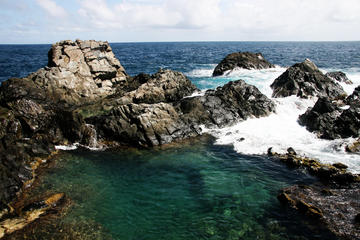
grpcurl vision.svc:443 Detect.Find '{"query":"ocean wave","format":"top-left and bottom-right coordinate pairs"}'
top-left (203, 94), bottom-right (360, 174)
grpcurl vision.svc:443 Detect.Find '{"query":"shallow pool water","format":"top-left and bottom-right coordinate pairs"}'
top-left (29, 138), bottom-right (338, 240)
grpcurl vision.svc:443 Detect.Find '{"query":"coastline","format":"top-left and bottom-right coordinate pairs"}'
top-left (0, 40), bottom-right (359, 239)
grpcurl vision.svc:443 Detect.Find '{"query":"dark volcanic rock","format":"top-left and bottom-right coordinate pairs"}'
top-left (89, 79), bottom-right (275, 147)
top-left (271, 59), bottom-right (346, 99)
top-left (212, 52), bottom-right (275, 76)
top-left (326, 71), bottom-right (353, 84)
top-left (178, 80), bottom-right (275, 127)
top-left (299, 90), bottom-right (360, 140)
top-left (346, 85), bottom-right (360, 106)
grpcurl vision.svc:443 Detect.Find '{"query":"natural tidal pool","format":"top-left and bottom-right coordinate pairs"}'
top-left (25, 137), bottom-right (338, 240)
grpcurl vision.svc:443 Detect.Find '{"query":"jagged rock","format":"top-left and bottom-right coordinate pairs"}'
top-left (212, 52), bottom-right (275, 76)
top-left (271, 59), bottom-right (346, 99)
top-left (116, 69), bottom-right (198, 105)
top-left (178, 80), bottom-right (275, 127)
top-left (88, 79), bottom-right (274, 147)
top-left (29, 40), bottom-right (128, 106)
top-left (326, 71), bottom-right (353, 84)
top-left (346, 85), bottom-right (360, 106)
top-left (299, 93), bottom-right (360, 139)
top-left (278, 184), bottom-right (360, 239)
top-left (88, 102), bottom-right (199, 147)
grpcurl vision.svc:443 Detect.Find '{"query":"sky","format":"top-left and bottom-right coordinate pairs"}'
top-left (0, 0), bottom-right (359, 43)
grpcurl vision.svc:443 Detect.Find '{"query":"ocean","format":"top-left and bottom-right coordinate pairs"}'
top-left (1, 42), bottom-right (359, 239)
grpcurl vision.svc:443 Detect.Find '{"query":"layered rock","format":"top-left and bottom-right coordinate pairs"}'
top-left (326, 71), bottom-right (353, 84)
top-left (299, 87), bottom-right (360, 139)
top-left (32, 39), bottom-right (127, 106)
top-left (271, 59), bottom-right (346, 99)
top-left (212, 52), bottom-right (275, 76)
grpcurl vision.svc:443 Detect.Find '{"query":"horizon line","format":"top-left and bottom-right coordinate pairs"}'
top-left (0, 40), bottom-right (359, 45)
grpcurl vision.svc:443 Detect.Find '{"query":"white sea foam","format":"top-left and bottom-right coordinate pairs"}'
top-left (196, 66), bottom-right (360, 173)
top-left (55, 144), bottom-right (79, 151)
top-left (186, 64), bottom-right (217, 78)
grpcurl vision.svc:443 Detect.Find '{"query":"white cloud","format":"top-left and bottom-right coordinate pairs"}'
top-left (36, 0), bottom-right (68, 18)
top-left (7, 0), bottom-right (358, 42)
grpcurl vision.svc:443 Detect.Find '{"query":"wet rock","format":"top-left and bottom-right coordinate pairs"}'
top-left (299, 91), bottom-right (360, 139)
top-left (346, 139), bottom-right (360, 153)
top-left (326, 71), bottom-right (353, 84)
top-left (278, 184), bottom-right (360, 239)
top-left (271, 59), bottom-right (346, 99)
top-left (346, 85), bottom-right (360, 106)
top-left (332, 162), bottom-right (348, 170)
top-left (178, 80), bottom-right (275, 128)
top-left (287, 147), bottom-right (297, 155)
top-left (268, 148), bottom-right (360, 184)
top-left (212, 52), bottom-right (275, 76)
top-left (0, 193), bottom-right (65, 239)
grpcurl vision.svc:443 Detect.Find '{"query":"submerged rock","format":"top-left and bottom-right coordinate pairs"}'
top-left (326, 71), bottom-right (353, 85)
top-left (0, 193), bottom-right (66, 239)
top-left (271, 59), bottom-right (346, 99)
top-left (212, 52), bottom-right (275, 76)
top-left (278, 184), bottom-right (360, 240)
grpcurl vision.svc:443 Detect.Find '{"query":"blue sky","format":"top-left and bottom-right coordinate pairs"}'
top-left (1, 0), bottom-right (359, 43)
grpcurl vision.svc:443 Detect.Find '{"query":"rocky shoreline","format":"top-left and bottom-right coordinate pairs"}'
top-left (0, 40), bottom-right (359, 239)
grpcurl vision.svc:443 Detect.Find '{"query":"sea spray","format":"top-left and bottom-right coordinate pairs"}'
top-left (197, 66), bottom-right (360, 173)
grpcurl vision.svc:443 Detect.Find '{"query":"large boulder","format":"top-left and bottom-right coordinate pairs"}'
top-left (178, 80), bottom-right (275, 127)
top-left (271, 59), bottom-right (346, 99)
top-left (212, 52), bottom-right (275, 76)
top-left (299, 87), bottom-right (360, 139)
top-left (325, 71), bottom-right (353, 85)
top-left (29, 40), bottom-right (128, 106)
top-left (0, 39), bottom-right (129, 210)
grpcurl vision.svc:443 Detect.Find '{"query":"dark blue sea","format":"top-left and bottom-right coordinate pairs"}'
top-left (1, 42), bottom-right (360, 239)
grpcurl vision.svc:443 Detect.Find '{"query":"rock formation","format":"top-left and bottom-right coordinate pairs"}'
top-left (0, 40), bottom-right (276, 218)
top-left (299, 86), bottom-right (360, 139)
top-left (326, 71), bottom-right (353, 84)
top-left (271, 59), bottom-right (346, 99)
top-left (278, 184), bottom-right (359, 240)
top-left (88, 76), bottom-right (275, 147)
top-left (212, 52), bottom-right (275, 76)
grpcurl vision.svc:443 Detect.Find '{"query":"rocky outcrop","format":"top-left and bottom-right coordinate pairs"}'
top-left (88, 78), bottom-right (275, 147)
top-left (31, 39), bottom-right (127, 106)
top-left (271, 59), bottom-right (346, 99)
top-left (178, 80), bottom-right (275, 127)
top-left (271, 148), bottom-right (360, 239)
top-left (278, 184), bottom-right (359, 240)
top-left (299, 87), bottom-right (360, 139)
top-left (0, 41), bottom-right (277, 213)
top-left (212, 52), bottom-right (275, 76)
top-left (346, 85), bottom-right (360, 106)
top-left (0, 193), bottom-right (66, 239)
top-left (326, 71), bottom-right (353, 84)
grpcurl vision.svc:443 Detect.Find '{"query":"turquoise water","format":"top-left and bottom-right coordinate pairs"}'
top-left (31, 138), bottom-right (337, 240)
